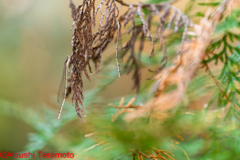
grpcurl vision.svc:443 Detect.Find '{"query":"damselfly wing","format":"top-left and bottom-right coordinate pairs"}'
top-left (57, 65), bottom-right (66, 104)
top-left (57, 55), bottom-right (71, 119)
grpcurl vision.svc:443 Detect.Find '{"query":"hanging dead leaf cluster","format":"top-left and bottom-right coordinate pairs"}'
top-left (62, 0), bottom-right (193, 121)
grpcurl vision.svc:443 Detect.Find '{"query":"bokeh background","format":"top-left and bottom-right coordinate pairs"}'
top-left (0, 0), bottom-right (148, 153)
top-left (0, 0), bottom-right (207, 159)
top-left (0, 0), bottom-right (80, 152)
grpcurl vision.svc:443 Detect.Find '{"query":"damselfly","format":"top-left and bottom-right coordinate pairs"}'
top-left (57, 55), bottom-right (71, 119)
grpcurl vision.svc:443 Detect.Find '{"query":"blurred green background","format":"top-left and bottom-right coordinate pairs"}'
top-left (0, 0), bottom-right (147, 153)
top-left (0, 0), bottom-right (73, 152)
top-left (2, 0), bottom-right (235, 160)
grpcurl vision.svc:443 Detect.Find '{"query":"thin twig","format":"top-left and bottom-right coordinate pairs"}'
top-left (116, 20), bottom-right (121, 77)
top-left (204, 63), bottom-right (239, 110)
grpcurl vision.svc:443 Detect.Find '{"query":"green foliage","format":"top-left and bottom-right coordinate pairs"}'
top-left (216, 9), bottom-right (240, 32)
top-left (145, 0), bottom-right (169, 4)
top-left (202, 8), bottom-right (240, 120)
top-left (196, 12), bottom-right (204, 17)
top-left (197, 2), bottom-right (220, 6)
top-left (1, 1), bottom-right (240, 160)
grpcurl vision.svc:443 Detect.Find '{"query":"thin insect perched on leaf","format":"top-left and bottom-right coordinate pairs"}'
top-left (57, 55), bottom-right (71, 120)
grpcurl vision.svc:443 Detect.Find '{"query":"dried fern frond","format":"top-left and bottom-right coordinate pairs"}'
top-left (68, 0), bottom-right (96, 122)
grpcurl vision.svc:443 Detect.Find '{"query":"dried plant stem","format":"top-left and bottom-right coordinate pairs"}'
top-left (116, 20), bottom-right (121, 77)
top-left (84, 142), bottom-right (104, 152)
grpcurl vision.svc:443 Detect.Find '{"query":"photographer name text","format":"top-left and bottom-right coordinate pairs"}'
top-left (0, 151), bottom-right (74, 159)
